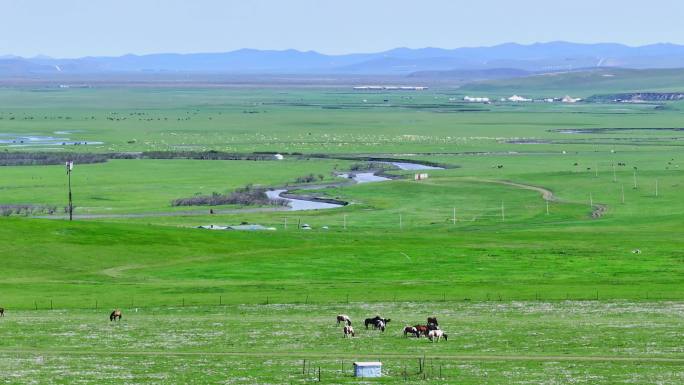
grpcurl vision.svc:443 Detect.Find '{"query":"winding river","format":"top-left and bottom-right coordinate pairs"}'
top-left (270, 161), bottom-right (443, 211)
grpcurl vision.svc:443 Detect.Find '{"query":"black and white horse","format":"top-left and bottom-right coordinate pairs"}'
top-left (403, 326), bottom-right (419, 337)
top-left (336, 314), bottom-right (352, 326)
top-left (343, 325), bottom-right (355, 338)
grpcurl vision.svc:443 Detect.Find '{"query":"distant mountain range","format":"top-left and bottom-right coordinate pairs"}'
top-left (5, 42), bottom-right (684, 78)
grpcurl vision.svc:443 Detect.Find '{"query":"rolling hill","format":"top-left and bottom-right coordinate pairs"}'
top-left (458, 68), bottom-right (684, 97)
top-left (5, 42), bottom-right (684, 77)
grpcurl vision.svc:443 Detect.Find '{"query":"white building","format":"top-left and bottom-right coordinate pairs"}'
top-left (508, 95), bottom-right (532, 102)
top-left (464, 96), bottom-right (491, 103)
top-left (562, 95), bottom-right (582, 103)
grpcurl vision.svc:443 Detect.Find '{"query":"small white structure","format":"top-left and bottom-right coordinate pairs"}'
top-left (227, 224), bottom-right (276, 231)
top-left (354, 362), bottom-right (382, 378)
top-left (274, 153), bottom-right (284, 160)
top-left (197, 225), bottom-right (228, 230)
top-left (507, 95), bottom-right (532, 102)
top-left (353, 85), bottom-right (427, 91)
top-left (198, 224), bottom-right (276, 231)
top-left (414, 173), bottom-right (429, 181)
top-left (463, 96), bottom-right (490, 103)
top-left (562, 95), bottom-right (582, 103)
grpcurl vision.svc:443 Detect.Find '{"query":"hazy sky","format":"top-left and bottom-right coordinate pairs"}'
top-left (3, 0), bottom-right (684, 57)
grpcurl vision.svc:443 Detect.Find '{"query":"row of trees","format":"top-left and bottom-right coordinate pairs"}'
top-left (0, 152), bottom-right (109, 166)
top-left (0, 204), bottom-right (59, 216)
top-left (171, 185), bottom-right (287, 207)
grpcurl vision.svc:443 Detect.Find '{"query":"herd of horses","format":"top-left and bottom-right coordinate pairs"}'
top-left (337, 314), bottom-right (447, 342)
top-left (1, 308), bottom-right (448, 341)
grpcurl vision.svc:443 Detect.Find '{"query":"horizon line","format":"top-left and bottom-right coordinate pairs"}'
top-left (3, 40), bottom-right (681, 60)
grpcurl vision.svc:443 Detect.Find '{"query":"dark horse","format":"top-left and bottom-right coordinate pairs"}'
top-left (110, 309), bottom-right (122, 322)
top-left (364, 316), bottom-right (391, 329)
top-left (427, 316), bottom-right (438, 326)
top-left (0, 307), bottom-right (4, 317)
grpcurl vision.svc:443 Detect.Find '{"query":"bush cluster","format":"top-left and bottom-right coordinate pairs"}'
top-left (171, 185), bottom-right (287, 207)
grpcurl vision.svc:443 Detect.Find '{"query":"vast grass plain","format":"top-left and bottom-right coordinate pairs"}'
top-left (1, 82), bottom-right (683, 383)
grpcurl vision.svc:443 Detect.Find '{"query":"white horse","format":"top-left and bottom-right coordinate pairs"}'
top-left (336, 314), bottom-right (352, 326)
top-left (428, 329), bottom-right (448, 342)
top-left (343, 325), bottom-right (355, 338)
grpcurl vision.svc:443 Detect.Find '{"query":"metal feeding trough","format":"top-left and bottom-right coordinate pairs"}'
top-left (353, 362), bottom-right (382, 378)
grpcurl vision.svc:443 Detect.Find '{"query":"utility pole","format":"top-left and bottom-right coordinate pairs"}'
top-left (633, 168), bottom-right (638, 189)
top-left (66, 160), bottom-right (73, 221)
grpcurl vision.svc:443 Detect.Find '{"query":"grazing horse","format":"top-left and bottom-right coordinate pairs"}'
top-left (403, 326), bottom-right (419, 337)
top-left (427, 317), bottom-right (438, 326)
top-left (0, 307), bottom-right (4, 317)
top-left (365, 316), bottom-right (391, 329)
top-left (373, 320), bottom-right (386, 332)
top-left (109, 309), bottom-right (122, 322)
top-left (428, 329), bottom-right (448, 342)
top-left (343, 325), bottom-right (355, 338)
top-left (413, 325), bottom-right (430, 337)
top-left (336, 314), bottom-right (352, 326)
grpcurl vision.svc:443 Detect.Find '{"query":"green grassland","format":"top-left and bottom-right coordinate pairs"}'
top-left (1, 302), bottom-right (683, 384)
top-left (1, 85), bottom-right (683, 383)
top-left (0, 158), bottom-right (351, 213)
top-left (460, 67), bottom-right (684, 97)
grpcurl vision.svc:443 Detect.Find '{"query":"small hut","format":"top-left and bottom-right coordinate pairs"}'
top-left (353, 362), bottom-right (382, 378)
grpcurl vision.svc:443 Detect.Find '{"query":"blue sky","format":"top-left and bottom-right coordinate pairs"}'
top-left (3, 0), bottom-right (684, 57)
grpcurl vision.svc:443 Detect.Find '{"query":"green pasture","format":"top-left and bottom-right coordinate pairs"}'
top-left (1, 87), bottom-right (682, 154)
top-left (1, 85), bottom-right (684, 383)
top-left (0, 158), bottom-right (350, 213)
top-left (1, 302), bottom-right (682, 384)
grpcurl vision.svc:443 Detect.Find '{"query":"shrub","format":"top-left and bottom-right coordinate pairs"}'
top-left (171, 185), bottom-right (287, 207)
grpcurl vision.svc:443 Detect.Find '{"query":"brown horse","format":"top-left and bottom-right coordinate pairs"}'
top-left (110, 309), bottom-right (122, 322)
top-left (413, 324), bottom-right (429, 337)
top-left (403, 326), bottom-right (419, 337)
top-left (336, 314), bottom-right (352, 326)
top-left (427, 316), bottom-right (438, 326)
top-left (0, 307), bottom-right (4, 317)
